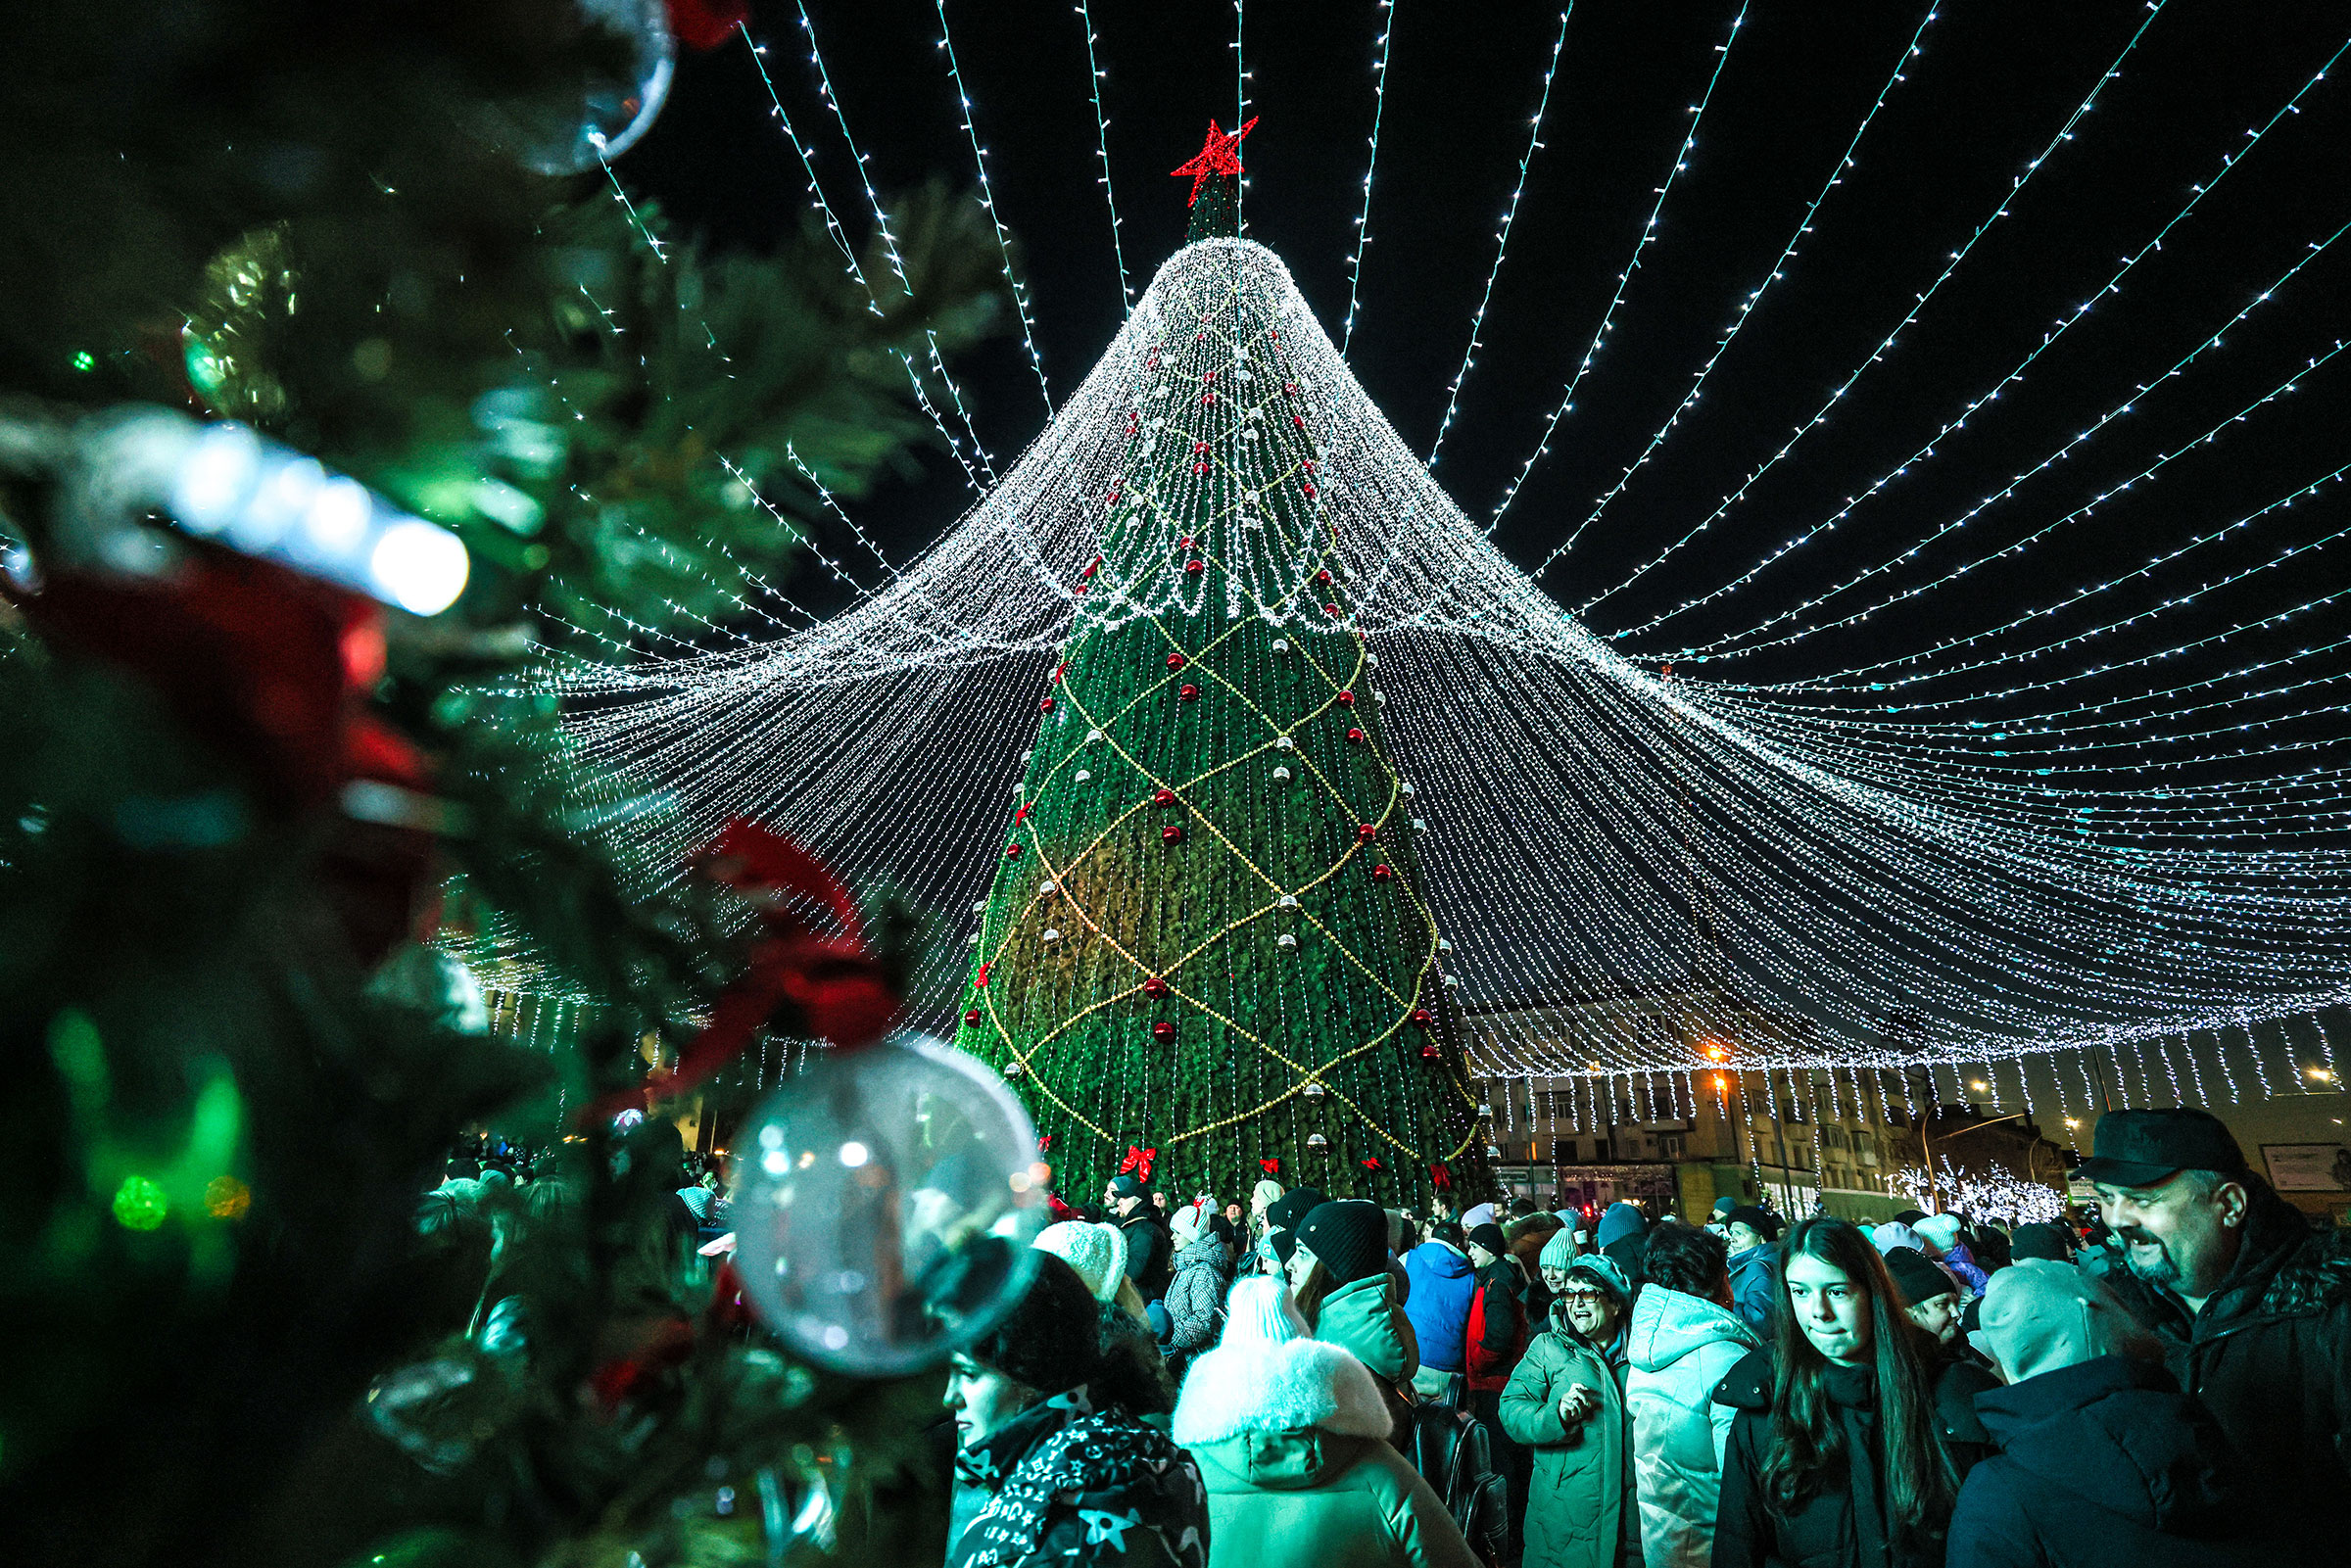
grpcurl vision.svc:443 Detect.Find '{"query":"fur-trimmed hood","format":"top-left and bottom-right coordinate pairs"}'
top-left (1172, 1335), bottom-right (1391, 1447)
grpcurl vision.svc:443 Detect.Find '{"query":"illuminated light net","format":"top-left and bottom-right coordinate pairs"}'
top-left (512, 234), bottom-right (2351, 1185)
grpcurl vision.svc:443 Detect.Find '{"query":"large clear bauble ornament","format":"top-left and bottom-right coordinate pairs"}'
top-left (499, 0), bottom-right (676, 175)
top-left (732, 1033), bottom-right (1048, 1375)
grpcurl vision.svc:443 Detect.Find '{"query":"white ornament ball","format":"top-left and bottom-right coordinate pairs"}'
top-left (1074, 770), bottom-right (1092, 784)
top-left (1271, 765), bottom-right (1291, 782)
top-left (731, 1033), bottom-right (1048, 1375)
top-left (1276, 933), bottom-right (1298, 950)
top-left (502, 0), bottom-right (675, 175)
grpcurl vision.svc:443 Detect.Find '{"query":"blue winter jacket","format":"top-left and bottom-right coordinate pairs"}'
top-left (1403, 1240), bottom-right (1476, 1374)
top-left (1725, 1243), bottom-right (1777, 1336)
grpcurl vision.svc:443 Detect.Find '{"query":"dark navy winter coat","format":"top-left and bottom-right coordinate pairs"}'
top-left (1946, 1354), bottom-right (2270, 1568)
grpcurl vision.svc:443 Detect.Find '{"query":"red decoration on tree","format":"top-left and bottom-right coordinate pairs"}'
top-left (1143, 975), bottom-right (1170, 998)
top-left (1419, 1043), bottom-right (1442, 1062)
top-left (1178, 683), bottom-right (1200, 701)
top-left (1170, 116), bottom-right (1258, 206)
top-left (595, 822), bottom-right (897, 1123)
top-left (1004, 841), bottom-right (1024, 859)
top-left (1258, 1158), bottom-right (1281, 1175)
top-left (1372, 863), bottom-right (1394, 881)
top-left (1038, 696), bottom-right (1055, 712)
top-left (976, 962), bottom-right (992, 987)
top-left (1428, 1162), bottom-right (1454, 1192)
top-left (1162, 823), bottom-right (1183, 844)
top-left (1346, 726), bottom-right (1367, 743)
top-left (1013, 804), bottom-right (1030, 822)
top-left (1184, 558), bottom-right (1206, 575)
top-left (1336, 689), bottom-right (1355, 705)
top-left (1357, 824), bottom-right (1376, 842)
top-left (1360, 1157), bottom-right (1384, 1174)
top-left (666, 0), bottom-right (749, 53)
top-left (1325, 604), bottom-right (1342, 618)
top-left (965, 1008), bottom-right (983, 1026)
top-left (1154, 787), bottom-right (1176, 807)
top-left (1167, 652), bottom-right (1187, 669)
top-left (1411, 1007), bottom-right (1434, 1026)
top-left (1038, 1133), bottom-right (1056, 1154)
top-left (1119, 1145), bottom-right (1159, 1181)
top-left (1152, 1021), bottom-right (1176, 1042)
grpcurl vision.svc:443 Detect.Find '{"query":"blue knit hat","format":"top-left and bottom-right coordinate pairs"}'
top-left (1596, 1201), bottom-right (1647, 1249)
top-left (1539, 1228), bottom-right (1577, 1270)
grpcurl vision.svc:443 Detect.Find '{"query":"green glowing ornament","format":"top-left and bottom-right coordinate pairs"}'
top-left (112, 1174), bottom-right (169, 1231)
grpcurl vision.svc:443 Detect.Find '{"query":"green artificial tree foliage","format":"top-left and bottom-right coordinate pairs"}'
top-left (956, 161), bottom-right (1491, 1210)
top-left (0, 5), bottom-right (1001, 1567)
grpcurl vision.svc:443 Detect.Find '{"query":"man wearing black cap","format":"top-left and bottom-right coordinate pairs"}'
top-left (2084, 1107), bottom-right (2351, 1534)
top-left (1104, 1173), bottom-right (1173, 1303)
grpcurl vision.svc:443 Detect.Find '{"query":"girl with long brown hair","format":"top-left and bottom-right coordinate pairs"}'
top-left (1710, 1216), bottom-right (1993, 1568)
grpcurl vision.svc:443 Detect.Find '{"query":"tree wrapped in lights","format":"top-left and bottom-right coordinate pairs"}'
top-left (960, 130), bottom-right (1490, 1204)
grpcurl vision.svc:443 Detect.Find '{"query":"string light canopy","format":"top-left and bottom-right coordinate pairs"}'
top-left (500, 107), bottom-right (2351, 1203)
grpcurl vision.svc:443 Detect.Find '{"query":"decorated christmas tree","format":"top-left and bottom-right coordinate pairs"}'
top-left (957, 123), bottom-right (1491, 1207)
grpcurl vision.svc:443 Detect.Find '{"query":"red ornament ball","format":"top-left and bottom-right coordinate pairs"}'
top-left (965, 1008), bottom-right (983, 1026)
top-left (1185, 559), bottom-right (1206, 575)
top-left (1419, 1043), bottom-right (1442, 1062)
top-left (1372, 863), bottom-right (1394, 882)
top-left (1167, 651), bottom-right (1187, 669)
top-left (1153, 1020), bottom-right (1176, 1040)
top-left (1178, 683), bottom-right (1200, 701)
top-left (1004, 842), bottom-right (1024, 859)
top-left (1154, 786), bottom-right (1176, 806)
top-left (667, 0), bottom-right (750, 53)
top-left (1143, 975), bottom-right (1170, 998)
top-left (1356, 824), bottom-right (1376, 842)
top-left (1411, 1007), bottom-right (1434, 1026)
top-left (1162, 824), bottom-right (1184, 844)
top-left (1039, 696), bottom-right (1055, 712)
top-left (1346, 727), bottom-right (1367, 744)
top-left (1317, 569), bottom-right (1333, 584)
top-left (1336, 689), bottom-right (1355, 705)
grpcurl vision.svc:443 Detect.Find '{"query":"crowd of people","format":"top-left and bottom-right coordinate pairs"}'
top-left (941, 1109), bottom-right (2350, 1568)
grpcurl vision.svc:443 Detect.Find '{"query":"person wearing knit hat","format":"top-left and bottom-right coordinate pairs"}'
top-left (1594, 1201), bottom-right (1647, 1291)
top-left (1461, 1201), bottom-right (1499, 1230)
top-left (1464, 1221), bottom-right (1509, 1263)
top-left (1164, 1201), bottom-right (1236, 1377)
top-left (1883, 1246), bottom-right (1962, 1348)
top-left (1264, 1185), bottom-right (1326, 1237)
top-left (1948, 1257), bottom-right (2274, 1568)
top-left (1869, 1218), bottom-right (1926, 1256)
top-left (1174, 1276), bottom-right (1484, 1568)
top-left (1032, 1219), bottom-right (1152, 1326)
top-left (1537, 1225), bottom-right (1577, 1293)
top-left (946, 1254), bottom-right (1206, 1568)
top-left (1291, 1199), bottom-right (1422, 1402)
top-left (1911, 1212), bottom-right (1990, 1295)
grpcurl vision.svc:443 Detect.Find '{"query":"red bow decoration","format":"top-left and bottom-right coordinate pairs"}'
top-left (6, 549), bottom-right (440, 964)
top-left (1046, 1192), bottom-right (1078, 1223)
top-left (1037, 1133), bottom-right (1055, 1154)
top-left (1258, 1158), bottom-right (1281, 1175)
top-left (599, 821), bottom-right (896, 1122)
top-left (1360, 1157), bottom-right (1384, 1174)
top-left (1119, 1145), bottom-right (1157, 1182)
top-left (1428, 1162), bottom-right (1454, 1192)
top-left (1170, 116), bottom-right (1259, 206)
top-left (665, 0), bottom-right (750, 52)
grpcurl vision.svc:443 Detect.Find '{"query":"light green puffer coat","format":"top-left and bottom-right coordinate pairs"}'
top-left (1313, 1270), bottom-right (1420, 1384)
top-left (1174, 1320), bottom-right (1475, 1568)
top-left (1498, 1305), bottom-right (1630, 1568)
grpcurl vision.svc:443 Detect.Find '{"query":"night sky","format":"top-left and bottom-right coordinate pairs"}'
top-left (621, 0), bottom-right (2351, 785)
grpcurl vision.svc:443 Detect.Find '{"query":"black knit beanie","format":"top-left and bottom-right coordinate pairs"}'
top-left (1271, 1228), bottom-right (1299, 1266)
top-left (967, 1254), bottom-right (1102, 1395)
top-left (2009, 1222), bottom-right (2071, 1262)
top-left (1883, 1246), bottom-right (1956, 1307)
top-left (1465, 1221), bottom-right (1509, 1259)
top-left (1265, 1186), bottom-right (1327, 1233)
top-left (1295, 1199), bottom-right (1389, 1285)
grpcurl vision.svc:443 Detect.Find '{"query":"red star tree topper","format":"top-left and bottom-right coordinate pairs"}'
top-left (1170, 116), bottom-right (1258, 207)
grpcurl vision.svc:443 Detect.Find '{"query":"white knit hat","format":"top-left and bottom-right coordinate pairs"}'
top-left (1461, 1202), bottom-right (1498, 1230)
top-left (1170, 1201), bottom-right (1206, 1249)
top-left (1032, 1219), bottom-right (1128, 1303)
top-left (1220, 1275), bottom-right (1308, 1349)
top-left (1250, 1177), bottom-right (1284, 1212)
top-left (1913, 1212), bottom-right (1964, 1251)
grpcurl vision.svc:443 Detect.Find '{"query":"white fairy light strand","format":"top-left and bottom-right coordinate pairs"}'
top-left (1339, 0), bottom-right (1398, 356)
top-left (1074, 0), bottom-right (1133, 313)
top-left (1490, 1), bottom-right (1752, 537)
top-left (1610, 31), bottom-right (2351, 636)
top-left (1564, 0), bottom-right (2175, 600)
top-left (936, 0), bottom-right (1055, 416)
top-left (1425, 7), bottom-right (1572, 470)
top-left (1552, 2), bottom-right (1941, 554)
